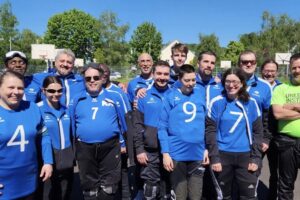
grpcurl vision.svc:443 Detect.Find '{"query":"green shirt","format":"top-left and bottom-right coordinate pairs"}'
top-left (271, 82), bottom-right (300, 138)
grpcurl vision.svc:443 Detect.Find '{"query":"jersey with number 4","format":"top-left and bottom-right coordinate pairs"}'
top-left (71, 89), bottom-right (127, 143)
top-left (0, 101), bottom-right (52, 199)
top-left (158, 87), bottom-right (206, 161)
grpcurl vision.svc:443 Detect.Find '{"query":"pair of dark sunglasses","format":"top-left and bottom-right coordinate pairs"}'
top-left (85, 76), bottom-right (100, 82)
top-left (240, 60), bottom-right (256, 65)
top-left (46, 89), bottom-right (63, 94)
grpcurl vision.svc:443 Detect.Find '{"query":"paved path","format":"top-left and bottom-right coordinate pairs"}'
top-left (71, 157), bottom-right (300, 199)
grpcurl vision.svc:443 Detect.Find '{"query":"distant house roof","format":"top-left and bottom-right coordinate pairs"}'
top-left (160, 40), bottom-right (195, 66)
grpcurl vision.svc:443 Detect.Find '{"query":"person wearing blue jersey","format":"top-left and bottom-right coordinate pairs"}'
top-left (206, 68), bottom-right (263, 200)
top-left (159, 64), bottom-right (209, 200)
top-left (70, 63), bottom-right (127, 200)
top-left (4, 50), bottom-right (42, 102)
top-left (34, 49), bottom-right (85, 107)
top-left (169, 43), bottom-right (188, 84)
top-left (134, 60), bottom-right (171, 199)
top-left (261, 59), bottom-right (282, 200)
top-left (38, 76), bottom-right (74, 200)
top-left (127, 53), bottom-right (154, 107)
top-left (99, 63), bottom-right (132, 200)
top-left (238, 50), bottom-right (272, 153)
top-left (0, 70), bottom-right (53, 200)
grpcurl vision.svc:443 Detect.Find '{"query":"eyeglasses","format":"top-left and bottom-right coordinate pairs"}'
top-left (241, 60), bottom-right (256, 65)
top-left (85, 76), bottom-right (101, 82)
top-left (46, 89), bottom-right (63, 94)
top-left (225, 80), bottom-right (241, 86)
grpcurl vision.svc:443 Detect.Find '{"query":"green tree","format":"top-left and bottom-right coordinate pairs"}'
top-left (129, 22), bottom-right (163, 63)
top-left (0, 0), bottom-right (18, 62)
top-left (15, 29), bottom-right (40, 56)
top-left (96, 11), bottom-right (130, 66)
top-left (44, 9), bottom-right (100, 62)
top-left (196, 33), bottom-right (222, 60)
top-left (222, 41), bottom-right (245, 66)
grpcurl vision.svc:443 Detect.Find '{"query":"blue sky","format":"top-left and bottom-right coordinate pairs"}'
top-left (7, 0), bottom-right (300, 47)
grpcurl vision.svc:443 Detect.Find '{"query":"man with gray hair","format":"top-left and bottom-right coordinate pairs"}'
top-left (35, 49), bottom-right (85, 107)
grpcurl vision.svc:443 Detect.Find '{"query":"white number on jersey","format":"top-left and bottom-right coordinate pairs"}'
top-left (229, 111), bottom-right (243, 133)
top-left (7, 125), bottom-right (29, 152)
top-left (183, 102), bottom-right (197, 123)
top-left (91, 107), bottom-right (99, 120)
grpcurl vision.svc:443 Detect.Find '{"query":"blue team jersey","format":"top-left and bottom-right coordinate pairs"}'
top-left (34, 72), bottom-right (85, 107)
top-left (38, 99), bottom-right (72, 150)
top-left (137, 85), bottom-right (170, 128)
top-left (127, 75), bottom-right (153, 103)
top-left (70, 89), bottom-right (127, 143)
top-left (246, 75), bottom-right (272, 111)
top-left (208, 95), bottom-right (261, 152)
top-left (23, 75), bottom-right (42, 102)
top-left (0, 101), bottom-right (52, 199)
top-left (158, 87), bottom-right (206, 161)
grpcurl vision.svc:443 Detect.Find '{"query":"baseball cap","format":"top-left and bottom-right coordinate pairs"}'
top-left (4, 51), bottom-right (28, 64)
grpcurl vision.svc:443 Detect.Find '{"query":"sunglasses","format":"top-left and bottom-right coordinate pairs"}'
top-left (46, 89), bottom-right (63, 94)
top-left (241, 60), bottom-right (256, 65)
top-left (85, 76), bottom-right (101, 82)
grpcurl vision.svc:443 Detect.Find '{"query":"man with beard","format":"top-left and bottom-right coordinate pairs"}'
top-left (271, 53), bottom-right (300, 200)
top-left (127, 53), bottom-right (154, 107)
top-left (238, 50), bottom-right (272, 152)
top-left (169, 43), bottom-right (188, 84)
top-left (134, 60), bottom-right (171, 199)
top-left (4, 50), bottom-right (41, 102)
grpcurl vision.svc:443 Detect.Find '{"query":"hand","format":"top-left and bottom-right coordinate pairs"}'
top-left (40, 164), bottom-right (53, 182)
top-left (137, 152), bottom-right (148, 165)
top-left (212, 163), bottom-right (222, 172)
top-left (0, 184), bottom-right (3, 196)
top-left (202, 149), bottom-right (210, 165)
top-left (163, 153), bottom-right (174, 172)
top-left (136, 88), bottom-right (147, 98)
top-left (121, 147), bottom-right (127, 154)
top-left (118, 83), bottom-right (127, 93)
top-left (248, 163), bottom-right (258, 172)
top-left (261, 143), bottom-right (269, 152)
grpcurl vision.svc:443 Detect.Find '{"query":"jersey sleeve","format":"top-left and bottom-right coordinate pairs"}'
top-left (158, 96), bottom-right (171, 153)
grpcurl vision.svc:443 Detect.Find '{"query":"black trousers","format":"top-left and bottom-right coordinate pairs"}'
top-left (266, 140), bottom-right (279, 200)
top-left (213, 151), bottom-right (259, 200)
top-left (76, 137), bottom-right (121, 199)
top-left (275, 134), bottom-right (300, 200)
top-left (170, 160), bottom-right (205, 200)
top-left (43, 168), bottom-right (74, 200)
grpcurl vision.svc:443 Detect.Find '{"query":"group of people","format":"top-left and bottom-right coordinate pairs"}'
top-left (0, 42), bottom-right (299, 200)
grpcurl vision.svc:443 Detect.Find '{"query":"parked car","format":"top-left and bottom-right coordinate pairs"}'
top-left (110, 71), bottom-right (122, 80)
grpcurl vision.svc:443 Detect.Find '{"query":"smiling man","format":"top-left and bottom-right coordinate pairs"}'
top-left (133, 60), bottom-right (171, 199)
top-left (271, 53), bottom-right (300, 200)
top-left (70, 63), bottom-right (127, 200)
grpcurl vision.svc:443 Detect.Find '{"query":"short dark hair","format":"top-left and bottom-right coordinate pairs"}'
top-left (0, 70), bottom-right (24, 87)
top-left (171, 43), bottom-right (188, 55)
top-left (82, 63), bottom-right (104, 76)
top-left (221, 68), bottom-right (249, 102)
top-left (178, 64), bottom-right (195, 79)
top-left (261, 59), bottom-right (279, 72)
top-left (42, 76), bottom-right (62, 88)
top-left (290, 53), bottom-right (300, 66)
top-left (238, 50), bottom-right (257, 66)
top-left (152, 60), bottom-right (170, 73)
top-left (197, 51), bottom-right (217, 61)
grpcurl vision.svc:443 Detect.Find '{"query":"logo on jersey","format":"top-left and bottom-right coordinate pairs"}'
top-left (252, 90), bottom-right (260, 97)
top-left (102, 100), bottom-right (113, 107)
top-left (174, 96), bottom-right (180, 101)
top-left (92, 98), bottom-right (98, 102)
top-left (0, 117), bottom-right (5, 123)
top-left (147, 97), bottom-right (156, 104)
